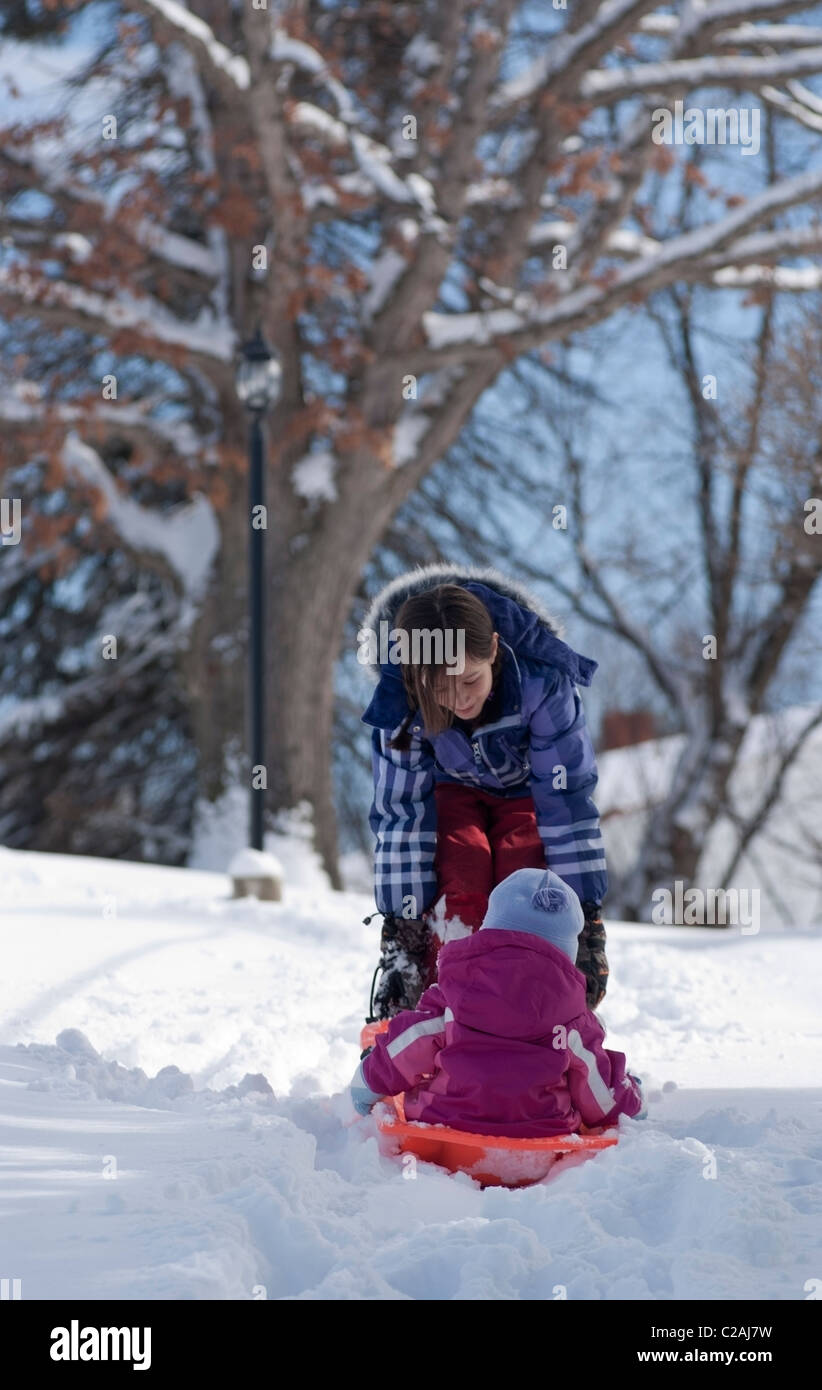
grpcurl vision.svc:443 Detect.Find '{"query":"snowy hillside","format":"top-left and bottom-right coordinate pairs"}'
top-left (2, 841), bottom-right (821, 1301)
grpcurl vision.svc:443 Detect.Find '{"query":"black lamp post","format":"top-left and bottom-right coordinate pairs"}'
top-left (235, 327), bottom-right (282, 851)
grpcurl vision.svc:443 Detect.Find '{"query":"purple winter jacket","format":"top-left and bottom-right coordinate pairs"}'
top-left (362, 928), bottom-right (643, 1138)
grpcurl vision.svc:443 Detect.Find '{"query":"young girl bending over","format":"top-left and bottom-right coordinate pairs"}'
top-left (360, 564), bottom-right (608, 1020)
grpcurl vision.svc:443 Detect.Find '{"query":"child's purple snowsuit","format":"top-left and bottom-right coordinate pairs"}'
top-left (361, 927), bottom-right (643, 1137)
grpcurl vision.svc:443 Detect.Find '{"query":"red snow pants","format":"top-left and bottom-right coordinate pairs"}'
top-left (421, 781), bottom-right (545, 989)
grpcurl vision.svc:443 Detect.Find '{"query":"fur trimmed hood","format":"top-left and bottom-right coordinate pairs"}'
top-left (360, 563), bottom-right (565, 685)
top-left (358, 562), bottom-right (597, 729)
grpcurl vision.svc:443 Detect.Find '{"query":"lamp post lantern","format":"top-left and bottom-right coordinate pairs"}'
top-left (235, 327), bottom-right (282, 853)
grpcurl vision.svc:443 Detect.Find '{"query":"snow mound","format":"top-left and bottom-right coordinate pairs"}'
top-left (229, 849), bottom-right (283, 879)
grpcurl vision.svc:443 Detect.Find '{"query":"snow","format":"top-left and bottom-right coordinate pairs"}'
top-left (528, 220), bottom-right (661, 258)
top-left (421, 167), bottom-right (822, 353)
top-left (465, 179), bottom-right (517, 207)
top-left (288, 99), bottom-right (430, 211)
top-left (301, 183), bottom-right (339, 210)
top-left (390, 365), bottom-right (466, 464)
top-left (763, 85), bottom-right (822, 134)
top-left (137, 222), bottom-right (219, 277)
top-left (406, 171), bottom-right (437, 218)
top-left (291, 450), bottom-right (338, 503)
top-left (228, 849), bottom-right (283, 879)
top-left (0, 398), bottom-right (203, 456)
top-left (393, 410), bottom-right (430, 466)
top-left (63, 433), bottom-right (218, 624)
top-left (166, 46), bottom-right (217, 176)
top-left (404, 34), bottom-right (443, 73)
top-left (719, 24), bottom-right (822, 49)
top-left (0, 265), bottom-right (235, 361)
top-left (300, 171), bottom-right (375, 210)
top-left (788, 79), bottom-right (822, 118)
top-left (4, 141), bottom-right (220, 279)
top-left (582, 47), bottom-right (822, 102)
top-left (271, 30), bottom-right (359, 127)
top-left (424, 305), bottom-right (526, 350)
top-left (189, 786), bottom-right (329, 888)
top-left (350, 131), bottom-right (420, 205)
top-left (684, 0), bottom-right (807, 31)
top-left (713, 265), bottom-right (822, 291)
top-left (363, 248), bottom-right (408, 320)
top-left (141, 0), bottom-right (250, 90)
top-left (289, 101), bottom-right (348, 145)
top-left (0, 693), bottom-right (66, 742)
top-left (490, 0), bottom-right (645, 110)
top-left (286, 101), bottom-right (433, 215)
top-left (639, 13), bottom-right (678, 36)
top-left (54, 232), bottom-right (93, 264)
top-left (590, 167), bottom-right (822, 284)
top-left (270, 32), bottom-right (327, 76)
top-left (1, 840), bottom-right (821, 1299)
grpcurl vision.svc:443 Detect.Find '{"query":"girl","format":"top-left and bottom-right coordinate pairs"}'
top-left (360, 563), bottom-right (609, 1020)
top-left (351, 868), bottom-right (645, 1135)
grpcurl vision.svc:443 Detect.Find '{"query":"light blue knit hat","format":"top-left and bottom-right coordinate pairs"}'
top-left (480, 868), bottom-right (585, 962)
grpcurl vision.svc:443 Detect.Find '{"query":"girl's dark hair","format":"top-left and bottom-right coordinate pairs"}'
top-left (386, 585), bottom-right (502, 750)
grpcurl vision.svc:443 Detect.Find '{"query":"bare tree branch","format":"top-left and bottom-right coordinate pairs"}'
top-left (719, 706), bottom-right (822, 884)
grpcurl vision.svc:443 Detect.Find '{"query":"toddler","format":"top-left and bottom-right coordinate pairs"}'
top-left (351, 868), bottom-right (645, 1137)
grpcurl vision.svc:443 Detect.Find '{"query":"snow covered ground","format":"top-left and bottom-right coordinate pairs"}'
top-left (2, 842), bottom-right (821, 1301)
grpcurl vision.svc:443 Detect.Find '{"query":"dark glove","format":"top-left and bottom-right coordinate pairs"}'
top-left (576, 902), bottom-right (608, 1009)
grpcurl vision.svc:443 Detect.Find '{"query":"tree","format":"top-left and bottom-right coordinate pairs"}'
top-left (2, 0), bottom-right (822, 881)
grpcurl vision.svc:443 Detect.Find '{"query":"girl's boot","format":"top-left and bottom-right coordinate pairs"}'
top-left (367, 913), bottom-right (430, 1021)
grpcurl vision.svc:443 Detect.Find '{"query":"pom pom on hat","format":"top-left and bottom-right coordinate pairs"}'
top-left (531, 885), bottom-right (571, 913)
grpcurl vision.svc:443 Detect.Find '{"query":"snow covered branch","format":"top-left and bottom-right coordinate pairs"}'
top-left (761, 82), bottom-right (822, 133)
top-left (0, 393), bottom-right (205, 457)
top-left (415, 166), bottom-right (822, 364)
top-left (0, 147), bottom-right (221, 281)
top-left (528, 219), bottom-right (661, 259)
top-left (491, 0), bottom-right (661, 115)
top-left (581, 46), bottom-right (822, 104)
top-left (678, 0), bottom-right (818, 45)
top-left (270, 27), bottom-right (359, 126)
top-left (62, 434), bottom-right (219, 629)
top-left (0, 267), bottom-right (234, 364)
top-left (129, 0), bottom-right (250, 92)
top-left (713, 22), bottom-right (822, 47)
top-left (286, 99), bottom-right (437, 218)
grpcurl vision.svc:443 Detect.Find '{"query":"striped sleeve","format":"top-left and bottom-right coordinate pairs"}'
top-left (368, 722), bottom-right (439, 918)
top-left (527, 670), bottom-right (608, 907)
top-left (566, 1011), bottom-right (643, 1126)
top-left (361, 985), bottom-right (451, 1096)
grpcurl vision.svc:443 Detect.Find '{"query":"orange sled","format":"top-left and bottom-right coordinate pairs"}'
top-left (360, 1021), bottom-right (618, 1189)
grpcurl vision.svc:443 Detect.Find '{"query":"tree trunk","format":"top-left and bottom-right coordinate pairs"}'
top-left (266, 453), bottom-right (402, 889)
top-left (180, 395), bottom-right (249, 805)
